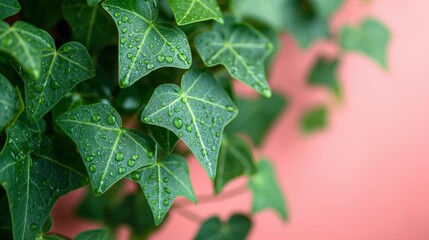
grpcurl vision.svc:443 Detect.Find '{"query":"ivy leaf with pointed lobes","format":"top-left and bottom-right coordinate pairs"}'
top-left (12, 42), bottom-right (95, 122)
top-left (75, 228), bottom-right (114, 240)
top-left (340, 18), bottom-right (390, 69)
top-left (214, 135), bottom-right (256, 194)
top-left (249, 160), bottom-right (288, 220)
top-left (130, 154), bottom-right (196, 225)
top-left (0, 74), bottom-right (24, 132)
top-left (308, 57), bottom-right (341, 97)
top-left (195, 19), bottom-right (273, 97)
top-left (148, 125), bottom-right (179, 154)
top-left (63, 0), bottom-right (118, 54)
top-left (0, 117), bottom-right (88, 240)
top-left (57, 103), bottom-right (157, 195)
top-left (167, 0), bottom-right (223, 25)
top-left (195, 214), bottom-right (252, 240)
top-left (0, 21), bottom-right (55, 80)
top-left (300, 105), bottom-right (328, 134)
top-left (0, 0), bottom-right (21, 20)
top-left (102, 0), bottom-right (192, 88)
top-left (141, 70), bottom-right (238, 179)
top-left (226, 93), bottom-right (287, 146)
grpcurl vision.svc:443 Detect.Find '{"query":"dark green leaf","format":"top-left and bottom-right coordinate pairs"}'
top-left (102, 0), bottom-right (192, 88)
top-left (12, 41), bottom-right (95, 121)
top-left (63, 0), bottom-right (118, 54)
top-left (194, 214), bottom-right (252, 240)
top-left (300, 105), bottom-right (328, 134)
top-left (340, 18), bottom-right (390, 69)
top-left (308, 57), bottom-right (341, 97)
top-left (167, 0), bottom-right (223, 25)
top-left (226, 93), bottom-right (287, 146)
top-left (141, 70), bottom-right (238, 179)
top-left (87, 0), bottom-right (102, 7)
top-left (249, 160), bottom-right (287, 220)
top-left (108, 192), bottom-right (157, 237)
top-left (75, 228), bottom-right (114, 240)
top-left (215, 135), bottom-right (255, 194)
top-left (0, 21), bottom-right (55, 79)
top-left (0, 117), bottom-right (87, 240)
top-left (0, 74), bottom-right (23, 132)
top-left (148, 125), bottom-right (179, 154)
top-left (57, 103), bottom-right (157, 195)
top-left (20, 0), bottom-right (63, 30)
top-left (195, 19), bottom-right (273, 97)
top-left (130, 154), bottom-right (196, 225)
top-left (0, 0), bottom-right (20, 20)
top-left (52, 92), bottom-right (85, 133)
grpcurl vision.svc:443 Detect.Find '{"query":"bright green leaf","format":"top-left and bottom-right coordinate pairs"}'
top-left (226, 93), bottom-right (287, 146)
top-left (130, 154), bottom-right (196, 225)
top-left (308, 57), bottom-right (341, 97)
top-left (340, 18), bottom-right (390, 69)
top-left (148, 125), bottom-right (179, 154)
top-left (0, 21), bottom-right (55, 79)
top-left (300, 105), bottom-right (328, 134)
top-left (195, 19), bottom-right (273, 97)
top-left (215, 135), bottom-right (255, 194)
top-left (0, 0), bottom-right (21, 20)
top-left (102, 0), bottom-right (192, 88)
top-left (20, 0), bottom-right (63, 30)
top-left (12, 41), bottom-right (95, 121)
top-left (57, 103), bottom-right (157, 195)
top-left (87, 0), bottom-right (102, 7)
top-left (194, 214), bottom-right (252, 240)
top-left (0, 117), bottom-right (87, 240)
top-left (75, 228), bottom-right (114, 240)
top-left (230, 0), bottom-right (286, 30)
top-left (168, 0), bottom-right (223, 25)
top-left (0, 74), bottom-right (24, 132)
top-left (141, 70), bottom-right (238, 179)
top-left (63, 0), bottom-right (118, 54)
top-left (249, 160), bottom-right (288, 220)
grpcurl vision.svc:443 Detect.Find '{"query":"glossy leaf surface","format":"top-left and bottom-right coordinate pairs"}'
top-left (57, 103), bottom-right (156, 195)
top-left (0, 0), bottom-right (21, 20)
top-left (168, 0), bottom-right (223, 25)
top-left (141, 70), bottom-right (238, 179)
top-left (102, 0), bottom-right (192, 87)
top-left (0, 74), bottom-right (23, 132)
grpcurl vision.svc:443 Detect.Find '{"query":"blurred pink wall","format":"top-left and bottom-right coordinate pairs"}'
top-left (52, 0), bottom-right (429, 239)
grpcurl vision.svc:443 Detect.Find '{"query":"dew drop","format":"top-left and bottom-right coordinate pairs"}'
top-left (147, 151), bottom-right (154, 158)
top-left (201, 149), bottom-right (206, 156)
top-left (30, 223), bottom-right (37, 231)
top-left (118, 167), bottom-right (126, 174)
top-left (181, 96), bottom-right (188, 103)
top-left (157, 55), bottom-right (165, 62)
top-left (107, 115), bottom-right (116, 125)
top-left (42, 179), bottom-right (50, 186)
top-left (185, 124), bottom-right (192, 133)
top-left (120, 37), bottom-right (126, 44)
top-left (131, 171), bottom-right (141, 181)
top-left (146, 63), bottom-right (154, 70)
top-left (162, 177), bottom-right (169, 183)
top-left (165, 56), bottom-right (173, 63)
top-left (91, 114), bottom-right (101, 122)
top-left (121, 27), bottom-right (128, 33)
top-left (149, 174), bottom-right (155, 179)
top-left (173, 117), bottom-right (183, 129)
top-left (114, 12), bottom-right (121, 18)
top-left (226, 105), bottom-right (235, 112)
top-left (33, 84), bottom-right (44, 93)
top-left (115, 152), bottom-right (124, 161)
top-left (63, 45), bottom-right (70, 53)
top-left (50, 80), bottom-right (60, 90)
top-left (132, 154), bottom-right (139, 160)
top-left (164, 186), bottom-right (171, 194)
top-left (127, 159), bottom-right (135, 167)
top-left (89, 164), bottom-right (96, 172)
top-left (163, 200), bottom-right (169, 206)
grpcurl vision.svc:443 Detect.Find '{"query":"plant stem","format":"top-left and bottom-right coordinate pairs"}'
top-left (172, 203), bottom-right (205, 223)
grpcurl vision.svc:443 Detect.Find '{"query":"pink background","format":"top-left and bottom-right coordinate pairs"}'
top-left (52, 0), bottom-right (429, 239)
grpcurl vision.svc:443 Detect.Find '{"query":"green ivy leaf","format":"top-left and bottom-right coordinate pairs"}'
top-left (102, 0), bottom-right (192, 88)
top-left (148, 125), bottom-right (179, 154)
top-left (249, 160), bottom-right (287, 220)
top-left (0, 0), bottom-right (21, 20)
top-left (308, 57), bottom-right (341, 97)
top-left (230, 0), bottom-right (285, 30)
top-left (195, 19), bottom-right (273, 97)
top-left (20, 0), bottom-right (63, 30)
top-left (300, 105), bottom-right (328, 134)
top-left (57, 103), bottom-right (157, 195)
top-left (141, 70), bottom-right (238, 179)
top-left (87, 0), bottom-right (102, 7)
top-left (130, 154), bottom-right (196, 225)
top-left (12, 41), bottom-right (95, 121)
top-left (0, 117), bottom-right (88, 240)
top-left (194, 214), bottom-right (252, 240)
top-left (167, 0), bottom-right (223, 25)
top-left (75, 228), bottom-right (114, 240)
top-left (340, 18), bottom-right (390, 69)
top-left (226, 93), bottom-right (287, 146)
top-left (0, 21), bottom-right (55, 79)
top-left (311, 0), bottom-right (343, 18)
top-left (215, 135), bottom-right (255, 194)
top-left (63, 0), bottom-right (118, 54)
top-left (0, 74), bottom-right (24, 132)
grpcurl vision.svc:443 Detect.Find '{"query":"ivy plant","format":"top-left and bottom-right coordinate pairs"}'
top-left (0, 0), bottom-right (389, 239)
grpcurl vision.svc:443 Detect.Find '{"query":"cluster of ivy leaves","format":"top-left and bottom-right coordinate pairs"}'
top-left (0, 0), bottom-right (389, 239)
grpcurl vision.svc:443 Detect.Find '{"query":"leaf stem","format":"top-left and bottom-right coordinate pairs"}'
top-left (171, 203), bottom-right (205, 223)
